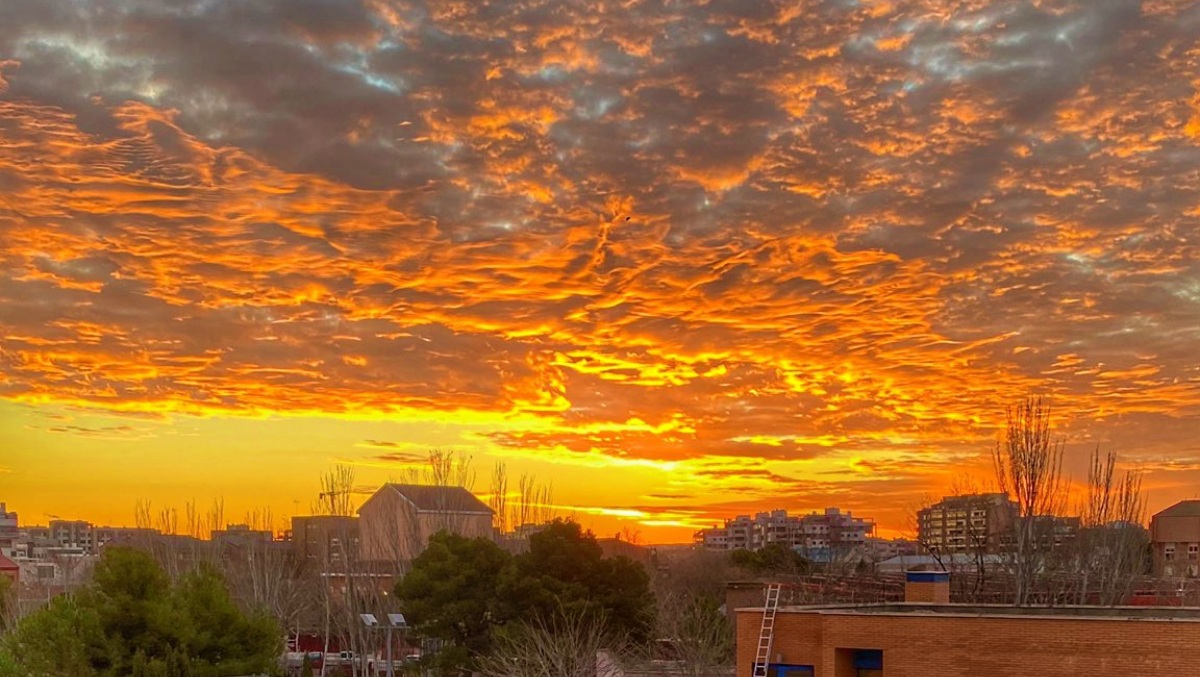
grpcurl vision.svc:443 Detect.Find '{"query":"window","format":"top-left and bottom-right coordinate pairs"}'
top-left (1189, 544), bottom-right (1198, 560)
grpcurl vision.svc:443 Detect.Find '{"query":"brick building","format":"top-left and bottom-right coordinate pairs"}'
top-left (1150, 500), bottom-right (1200, 577)
top-left (291, 514), bottom-right (360, 565)
top-left (357, 484), bottom-right (494, 562)
top-left (736, 572), bottom-right (1200, 676)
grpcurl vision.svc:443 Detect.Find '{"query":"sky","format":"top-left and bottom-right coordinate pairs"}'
top-left (1, 0), bottom-right (1199, 544)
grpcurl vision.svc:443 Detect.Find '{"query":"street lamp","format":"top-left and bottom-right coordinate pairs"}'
top-left (386, 614), bottom-right (406, 677)
top-left (360, 613), bottom-right (406, 677)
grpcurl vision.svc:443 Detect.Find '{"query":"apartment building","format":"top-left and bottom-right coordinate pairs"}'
top-left (800, 509), bottom-right (874, 560)
top-left (917, 493), bottom-right (1017, 555)
top-left (0, 503), bottom-right (16, 559)
top-left (737, 572), bottom-right (1200, 676)
top-left (696, 508), bottom-right (875, 559)
top-left (46, 521), bottom-right (158, 555)
top-left (1150, 500), bottom-right (1200, 577)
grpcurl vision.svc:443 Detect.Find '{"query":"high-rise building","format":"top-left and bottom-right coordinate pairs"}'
top-left (917, 493), bottom-right (1017, 555)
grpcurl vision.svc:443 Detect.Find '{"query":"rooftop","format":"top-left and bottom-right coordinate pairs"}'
top-left (1154, 500), bottom-right (1200, 519)
top-left (377, 484), bottom-right (494, 515)
top-left (739, 603), bottom-right (1200, 622)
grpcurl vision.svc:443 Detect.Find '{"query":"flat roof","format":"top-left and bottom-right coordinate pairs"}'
top-left (737, 603), bottom-right (1200, 622)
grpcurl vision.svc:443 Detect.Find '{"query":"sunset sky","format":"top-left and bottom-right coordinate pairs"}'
top-left (1, 0), bottom-right (1199, 543)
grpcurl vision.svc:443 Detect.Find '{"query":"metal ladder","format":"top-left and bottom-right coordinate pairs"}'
top-left (752, 583), bottom-right (782, 677)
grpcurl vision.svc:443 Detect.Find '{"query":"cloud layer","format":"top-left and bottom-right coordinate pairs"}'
top-left (2, 0), bottom-right (1199, 530)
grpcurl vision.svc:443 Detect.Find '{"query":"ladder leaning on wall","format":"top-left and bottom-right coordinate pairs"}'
top-left (751, 582), bottom-right (782, 677)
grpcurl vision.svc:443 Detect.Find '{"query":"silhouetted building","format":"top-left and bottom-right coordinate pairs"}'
top-left (291, 515), bottom-right (360, 565)
top-left (211, 523), bottom-right (273, 548)
top-left (357, 484), bottom-right (494, 562)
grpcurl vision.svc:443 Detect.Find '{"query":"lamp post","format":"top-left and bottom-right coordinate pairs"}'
top-left (386, 613), bottom-right (407, 677)
top-left (360, 613), bottom-right (406, 677)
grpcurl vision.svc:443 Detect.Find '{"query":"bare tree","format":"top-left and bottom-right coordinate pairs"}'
top-left (317, 465), bottom-right (357, 517)
top-left (516, 472), bottom-right (555, 531)
top-left (311, 465), bottom-right (362, 677)
top-left (490, 462), bottom-right (511, 535)
top-left (487, 462), bottom-right (557, 539)
top-left (477, 606), bottom-right (634, 677)
top-left (992, 397), bottom-right (1067, 606)
top-left (654, 590), bottom-right (733, 677)
top-left (398, 448), bottom-right (476, 489)
top-left (1071, 447), bottom-right (1148, 605)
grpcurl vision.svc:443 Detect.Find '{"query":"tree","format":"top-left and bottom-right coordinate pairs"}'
top-left (476, 606), bottom-right (633, 677)
top-left (395, 532), bottom-right (513, 674)
top-left (0, 594), bottom-right (104, 677)
top-left (174, 564), bottom-right (279, 677)
top-left (501, 520), bottom-right (655, 644)
top-left (0, 575), bottom-right (14, 632)
top-left (730, 542), bottom-right (810, 575)
top-left (489, 463), bottom-right (556, 535)
top-left (89, 546), bottom-right (179, 670)
top-left (395, 520), bottom-right (656, 672)
top-left (0, 548), bottom-right (279, 677)
top-left (655, 591), bottom-right (733, 677)
top-left (1071, 447), bottom-right (1149, 605)
top-left (992, 397), bottom-right (1066, 605)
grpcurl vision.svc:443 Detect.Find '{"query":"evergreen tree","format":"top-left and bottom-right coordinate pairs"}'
top-left (0, 548), bottom-right (279, 677)
top-left (395, 519), bottom-right (656, 673)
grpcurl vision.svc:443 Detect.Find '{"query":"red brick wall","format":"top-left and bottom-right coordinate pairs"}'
top-left (737, 608), bottom-right (1200, 677)
top-left (903, 580), bottom-right (949, 604)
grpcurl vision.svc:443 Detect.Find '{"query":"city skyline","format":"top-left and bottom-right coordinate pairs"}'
top-left (2, 1), bottom-right (1200, 543)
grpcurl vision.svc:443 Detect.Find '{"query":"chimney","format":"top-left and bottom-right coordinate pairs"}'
top-left (904, 570), bottom-right (950, 604)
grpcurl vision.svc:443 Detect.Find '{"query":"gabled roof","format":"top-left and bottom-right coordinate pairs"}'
top-left (1154, 500), bottom-right (1200, 519)
top-left (361, 484), bottom-right (494, 515)
top-left (0, 553), bottom-right (18, 570)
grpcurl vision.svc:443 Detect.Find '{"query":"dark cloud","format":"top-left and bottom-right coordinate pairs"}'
top-left (0, 0), bottom-right (1198, 515)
